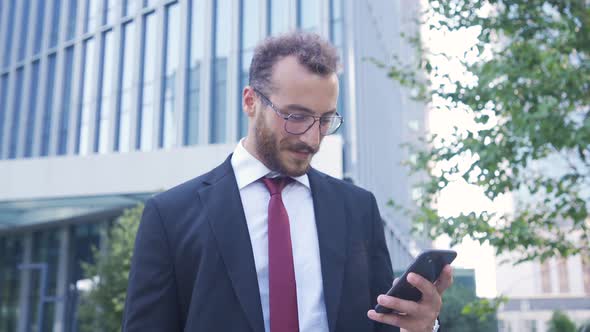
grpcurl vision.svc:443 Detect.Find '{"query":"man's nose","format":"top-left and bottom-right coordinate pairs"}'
top-left (298, 120), bottom-right (322, 148)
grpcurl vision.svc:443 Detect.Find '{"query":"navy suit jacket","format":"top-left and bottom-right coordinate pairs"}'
top-left (123, 156), bottom-right (399, 332)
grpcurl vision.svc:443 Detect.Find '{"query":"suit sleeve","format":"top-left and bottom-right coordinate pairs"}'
top-left (122, 198), bottom-right (182, 331)
top-left (368, 193), bottom-right (400, 332)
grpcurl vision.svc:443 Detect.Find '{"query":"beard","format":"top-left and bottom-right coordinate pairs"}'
top-left (254, 114), bottom-right (319, 177)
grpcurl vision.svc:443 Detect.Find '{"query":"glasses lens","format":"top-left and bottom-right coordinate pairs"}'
top-left (285, 114), bottom-right (342, 135)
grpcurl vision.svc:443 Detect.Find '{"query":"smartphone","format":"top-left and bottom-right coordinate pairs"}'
top-left (374, 249), bottom-right (457, 314)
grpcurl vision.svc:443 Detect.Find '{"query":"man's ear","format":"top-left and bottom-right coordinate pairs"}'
top-left (242, 86), bottom-right (257, 118)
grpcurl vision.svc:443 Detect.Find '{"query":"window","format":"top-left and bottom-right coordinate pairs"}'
top-left (49, 0), bottom-right (62, 48)
top-left (66, 0), bottom-right (78, 41)
top-left (161, 3), bottom-right (181, 148)
top-left (8, 68), bottom-right (25, 159)
top-left (298, 0), bottom-right (320, 32)
top-left (27, 230), bottom-right (60, 332)
top-left (32, 0), bottom-right (48, 56)
top-left (85, 0), bottom-right (101, 33)
top-left (2, 1), bottom-right (16, 68)
top-left (41, 54), bottom-right (57, 156)
top-left (269, 0), bottom-right (289, 35)
top-left (0, 74), bottom-right (9, 158)
top-left (238, 0), bottom-right (261, 139)
top-left (583, 254), bottom-right (590, 295)
top-left (77, 39), bottom-right (97, 155)
top-left (330, 0), bottom-right (346, 133)
top-left (558, 258), bottom-right (570, 293)
top-left (17, 0), bottom-right (32, 61)
top-left (24, 61), bottom-right (41, 157)
top-left (95, 31), bottom-right (116, 153)
top-left (185, 0), bottom-right (205, 146)
top-left (124, 0), bottom-right (137, 17)
top-left (57, 48), bottom-right (75, 155)
top-left (138, 13), bottom-right (157, 151)
top-left (104, 0), bottom-right (117, 25)
top-left (143, 0), bottom-right (157, 8)
top-left (524, 319), bottom-right (537, 332)
top-left (211, 0), bottom-right (231, 143)
top-left (0, 236), bottom-right (24, 332)
top-left (116, 21), bottom-right (136, 152)
top-left (540, 260), bottom-right (552, 293)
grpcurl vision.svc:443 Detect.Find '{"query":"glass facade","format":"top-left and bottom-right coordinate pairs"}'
top-left (161, 3), bottom-right (181, 148)
top-left (0, 236), bottom-right (24, 332)
top-left (77, 38), bottom-right (97, 155)
top-left (24, 61), bottom-right (41, 157)
top-left (58, 48), bottom-right (75, 155)
top-left (0, 74), bottom-right (8, 157)
top-left (97, 30), bottom-right (116, 153)
top-left (42, 55), bottom-right (58, 156)
top-left (33, 1), bottom-right (47, 56)
top-left (138, 13), bottom-right (157, 151)
top-left (269, 0), bottom-right (289, 35)
top-left (239, 0), bottom-right (260, 138)
top-left (66, 0), bottom-right (78, 41)
top-left (185, 0), bottom-right (205, 146)
top-left (50, 0), bottom-right (62, 49)
top-left (17, 0), bottom-right (32, 62)
top-left (211, 0), bottom-right (231, 143)
top-left (116, 21), bottom-right (136, 153)
top-left (298, 0), bottom-right (320, 32)
top-left (1, 1), bottom-right (16, 68)
top-left (8, 68), bottom-right (25, 159)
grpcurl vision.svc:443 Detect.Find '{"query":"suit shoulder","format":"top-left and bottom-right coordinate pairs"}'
top-left (312, 169), bottom-right (375, 200)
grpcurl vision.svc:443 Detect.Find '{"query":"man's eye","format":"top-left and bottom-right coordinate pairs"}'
top-left (289, 114), bottom-right (308, 122)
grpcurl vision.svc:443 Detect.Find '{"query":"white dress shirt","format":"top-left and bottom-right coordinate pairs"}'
top-left (231, 139), bottom-right (329, 332)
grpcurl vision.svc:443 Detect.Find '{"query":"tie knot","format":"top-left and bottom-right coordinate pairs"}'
top-left (262, 177), bottom-right (292, 196)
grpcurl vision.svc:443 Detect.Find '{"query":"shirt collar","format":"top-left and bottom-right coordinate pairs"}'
top-left (231, 138), bottom-right (310, 190)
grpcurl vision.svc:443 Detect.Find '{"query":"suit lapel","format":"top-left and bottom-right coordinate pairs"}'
top-left (199, 157), bottom-right (265, 332)
top-left (308, 169), bottom-right (348, 332)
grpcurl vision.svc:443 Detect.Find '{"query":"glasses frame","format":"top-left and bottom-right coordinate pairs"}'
top-left (252, 87), bottom-right (343, 136)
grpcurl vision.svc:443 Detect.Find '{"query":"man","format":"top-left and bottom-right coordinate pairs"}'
top-left (123, 32), bottom-right (452, 332)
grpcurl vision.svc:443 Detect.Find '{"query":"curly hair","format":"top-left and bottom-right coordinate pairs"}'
top-left (248, 31), bottom-right (340, 95)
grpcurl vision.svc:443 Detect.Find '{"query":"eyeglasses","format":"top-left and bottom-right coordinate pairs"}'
top-left (253, 88), bottom-right (343, 136)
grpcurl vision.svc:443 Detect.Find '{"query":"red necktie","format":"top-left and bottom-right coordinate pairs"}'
top-left (262, 177), bottom-right (299, 332)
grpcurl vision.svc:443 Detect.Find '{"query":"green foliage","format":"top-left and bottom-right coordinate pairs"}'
top-left (439, 284), bottom-right (499, 331)
top-left (78, 204), bottom-right (143, 332)
top-left (385, 0), bottom-right (590, 263)
top-left (548, 311), bottom-right (577, 332)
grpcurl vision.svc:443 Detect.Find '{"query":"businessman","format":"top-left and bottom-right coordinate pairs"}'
top-left (123, 32), bottom-right (452, 332)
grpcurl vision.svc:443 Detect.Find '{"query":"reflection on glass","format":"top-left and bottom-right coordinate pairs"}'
top-left (0, 236), bottom-right (24, 332)
top-left (124, 0), bottom-right (137, 17)
top-left (104, 0), bottom-right (116, 25)
top-left (41, 55), bottom-right (57, 156)
top-left (2, 1), bottom-right (16, 68)
top-left (18, 0), bottom-right (31, 61)
top-left (211, 0), bottom-right (231, 143)
top-left (97, 31), bottom-right (116, 153)
top-left (33, 0), bottom-right (47, 55)
top-left (117, 21), bottom-right (136, 153)
top-left (65, 223), bottom-right (101, 331)
top-left (270, 0), bottom-right (289, 35)
top-left (0, 74), bottom-right (9, 158)
top-left (77, 39), bottom-right (97, 155)
top-left (24, 61), bottom-right (41, 157)
top-left (161, 4), bottom-right (180, 148)
top-left (138, 13), bottom-right (156, 151)
top-left (185, 0), bottom-right (205, 146)
top-left (50, 0), bottom-right (62, 48)
top-left (239, 0), bottom-right (261, 138)
top-left (9, 68), bottom-right (25, 159)
top-left (66, 0), bottom-right (78, 41)
top-left (27, 230), bottom-right (60, 332)
top-left (143, 0), bottom-right (157, 8)
top-left (85, 0), bottom-right (101, 33)
top-left (330, 0), bottom-right (346, 130)
top-left (58, 48), bottom-right (75, 155)
top-left (298, 0), bottom-right (320, 32)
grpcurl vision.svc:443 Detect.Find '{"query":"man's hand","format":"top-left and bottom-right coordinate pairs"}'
top-left (367, 265), bottom-right (453, 332)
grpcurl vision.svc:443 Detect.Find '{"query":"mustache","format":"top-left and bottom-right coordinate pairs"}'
top-left (286, 142), bottom-right (319, 154)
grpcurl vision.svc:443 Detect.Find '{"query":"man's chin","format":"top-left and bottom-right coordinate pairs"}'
top-left (280, 161), bottom-right (311, 177)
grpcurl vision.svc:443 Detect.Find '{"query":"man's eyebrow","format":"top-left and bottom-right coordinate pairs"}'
top-left (283, 104), bottom-right (338, 115)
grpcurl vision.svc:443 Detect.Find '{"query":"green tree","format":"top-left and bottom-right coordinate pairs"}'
top-left (548, 311), bottom-right (577, 332)
top-left (438, 284), bottom-right (498, 331)
top-left (383, 0), bottom-right (590, 263)
top-left (78, 204), bottom-right (143, 332)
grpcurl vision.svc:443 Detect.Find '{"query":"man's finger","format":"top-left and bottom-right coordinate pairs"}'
top-left (376, 294), bottom-right (420, 315)
top-left (367, 309), bottom-right (407, 328)
top-left (434, 265), bottom-right (453, 295)
top-left (406, 272), bottom-right (436, 301)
